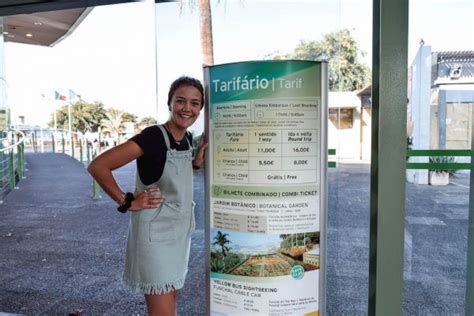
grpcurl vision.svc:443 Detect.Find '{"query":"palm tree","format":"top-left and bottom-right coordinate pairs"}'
top-left (180, 0), bottom-right (215, 66)
top-left (198, 0), bottom-right (214, 66)
top-left (100, 109), bottom-right (124, 145)
top-left (212, 230), bottom-right (231, 257)
top-left (212, 230), bottom-right (231, 272)
top-left (188, 0), bottom-right (246, 66)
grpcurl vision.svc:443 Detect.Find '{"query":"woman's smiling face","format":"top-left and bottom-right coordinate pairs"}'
top-left (169, 85), bottom-right (202, 130)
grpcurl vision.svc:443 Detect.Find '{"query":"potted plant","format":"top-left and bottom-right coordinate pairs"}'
top-left (428, 156), bottom-right (455, 186)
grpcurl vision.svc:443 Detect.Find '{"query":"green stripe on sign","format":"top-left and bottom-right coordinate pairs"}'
top-left (407, 149), bottom-right (471, 156)
top-left (328, 149), bottom-right (336, 155)
top-left (328, 161), bottom-right (336, 168)
top-left (406, 162), bottom-right (471, 170)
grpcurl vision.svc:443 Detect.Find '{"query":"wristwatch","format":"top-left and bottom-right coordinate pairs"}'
top-left (117, 192), bottom-right (134, 213)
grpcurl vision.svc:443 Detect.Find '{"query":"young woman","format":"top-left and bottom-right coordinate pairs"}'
top-left (88, 76), bottom-right (207, 315)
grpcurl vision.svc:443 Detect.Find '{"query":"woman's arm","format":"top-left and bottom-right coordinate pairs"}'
top-left (87, 141), bottom-right (162, 211)
top-left (192, 133), bottom-right (208, 169)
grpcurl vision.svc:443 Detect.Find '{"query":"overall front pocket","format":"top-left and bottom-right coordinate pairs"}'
top-left (149, 203), bottom-right (182, 242)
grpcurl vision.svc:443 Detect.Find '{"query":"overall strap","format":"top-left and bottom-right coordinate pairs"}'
top-left (157, 125), bottom-right (171, 150)
top-left (185, 132), bottom-right (193, 150)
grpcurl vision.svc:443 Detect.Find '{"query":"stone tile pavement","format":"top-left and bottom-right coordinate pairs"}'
top-left (0, 154), bottom-right (470, 315)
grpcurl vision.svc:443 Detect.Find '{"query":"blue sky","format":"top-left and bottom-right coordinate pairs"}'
top-left (5, 0), bottom-right (473, 133)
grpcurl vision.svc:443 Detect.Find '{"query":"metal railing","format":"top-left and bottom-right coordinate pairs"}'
top-left (22, 129), bottom-right (96, 166)
top-left (0, 129), bottom-right (26, 202)
top-left (16, 128), bottom-right (102, 199)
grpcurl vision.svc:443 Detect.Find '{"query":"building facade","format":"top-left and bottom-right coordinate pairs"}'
top-left (407, 45), bottom-right (474, 184)
top-left (327, 88), bottom-right (372, 162)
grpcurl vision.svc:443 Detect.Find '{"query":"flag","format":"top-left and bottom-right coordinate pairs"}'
top-left (69, 89), bottom-right (79, 103)
top-left (54, 90), bottom-right (66, 101)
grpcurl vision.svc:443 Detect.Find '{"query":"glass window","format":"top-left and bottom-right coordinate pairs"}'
top-left (156, 0), bottom-right (372, 314)
top-left (329, 108), bottom-right (354, 129)
top-left (405, 0), bottom-right (474, 313)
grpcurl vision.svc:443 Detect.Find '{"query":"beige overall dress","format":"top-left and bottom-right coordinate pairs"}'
top-left (123, 125), bottom-right (196, 294)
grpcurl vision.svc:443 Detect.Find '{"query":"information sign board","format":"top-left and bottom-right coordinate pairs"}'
top-left (204, 60), bottom-right (328, 316)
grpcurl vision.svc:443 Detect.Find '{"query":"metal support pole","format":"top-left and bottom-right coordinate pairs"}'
top-left (369, 0), bottom-right (408, 314)
top-left (32, 131), bottom-right (37, 153)
top-left (16, 134), bottom-right (22, 179)
top-left (0, 149), bottom-right (4, 189)
top-left (92, 179), bottom-right (102, 200)
top-left (465, 102), bottom-right (474, 315)
top-left (52, 134), bottom-right (55, 153)
top-left (8, 149), bottom-right (15, 190)
top-left (71, 134), bottom-right (75, 159)
top-left (87, 142), bottom-right (91, 165)
top-left (91, 152), bottom-right (101, 199)
top-left (79, 138), bottom-right (83, 163)
top-left (16, 143), bottom-right (22, 179)
top-left (20, 142), bottom-right (25, 178)
top-left (62, 133), bottom-right (65, 153)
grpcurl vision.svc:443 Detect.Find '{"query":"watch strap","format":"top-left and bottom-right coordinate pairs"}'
top-left (117, 192), bottom-right (134, 213)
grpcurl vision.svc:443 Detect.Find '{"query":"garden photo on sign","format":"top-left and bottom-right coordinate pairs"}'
top-left (210, 229), bottom-right (319, 277)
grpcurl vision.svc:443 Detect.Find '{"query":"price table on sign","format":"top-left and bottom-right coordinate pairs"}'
top-left (213, 128), bottom-right (319, 185)
top-left (213, 212), bottom-right (267, 233)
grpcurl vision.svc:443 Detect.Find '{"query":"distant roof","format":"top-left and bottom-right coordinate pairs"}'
top-left (328, 91), bottom-right (361, 108)
top-left (3, 8), bottom-right (92, 47)
top-left (434, 51), bottom-right (474, 63)
top-left (356, 85), bottom-right (371, 96)
top-left (432, 50), bottom-right (474, 85)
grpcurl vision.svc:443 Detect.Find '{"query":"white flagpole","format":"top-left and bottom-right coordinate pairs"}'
top-left (68, 101), bottom-right (72, 134)
top-left (54, 111), bottom-right (57, 131)
top-left (53, 101), bottom-right (58, 131)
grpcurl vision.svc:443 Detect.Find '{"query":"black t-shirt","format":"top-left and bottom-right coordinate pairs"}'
top-left (130, 125), bottom-right (193, 185)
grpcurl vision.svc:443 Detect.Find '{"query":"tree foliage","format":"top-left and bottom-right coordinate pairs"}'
top-left (101, 109), bottom-right (125, 138)
top-left (122, 111), bottom-right (137, 123)
top-left (49, 100), bottom-right (147, 135)
top-left (138, 116), bottom-right (158, 130)
top-left (49, 101), bottom-right (107, 133)
top-left (274, 28), bottom-right (371, 91)
top-left (212, 230), bottom-right (231, 257)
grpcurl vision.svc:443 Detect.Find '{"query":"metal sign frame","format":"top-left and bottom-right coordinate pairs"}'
top-left (204, 60), bottom-right (328, 316)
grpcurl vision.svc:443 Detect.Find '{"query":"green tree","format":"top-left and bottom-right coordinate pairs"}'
top-left (138, 116), bottom-right (157, 130)
top-left (275, 28), bottom-right (371, 91)
top-left (122, 111), bottom-right (137, 123)
top-left (49, 101), bottom-right (107, 133)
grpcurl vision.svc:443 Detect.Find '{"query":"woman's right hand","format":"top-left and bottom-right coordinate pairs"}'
top-left (129, 188), bottom-right (164, 211)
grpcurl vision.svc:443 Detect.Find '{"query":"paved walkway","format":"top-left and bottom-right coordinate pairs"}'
top-left (0, 153), bottom-right (205, 315)
top-left (0, 153), bottom-right (470, 315)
